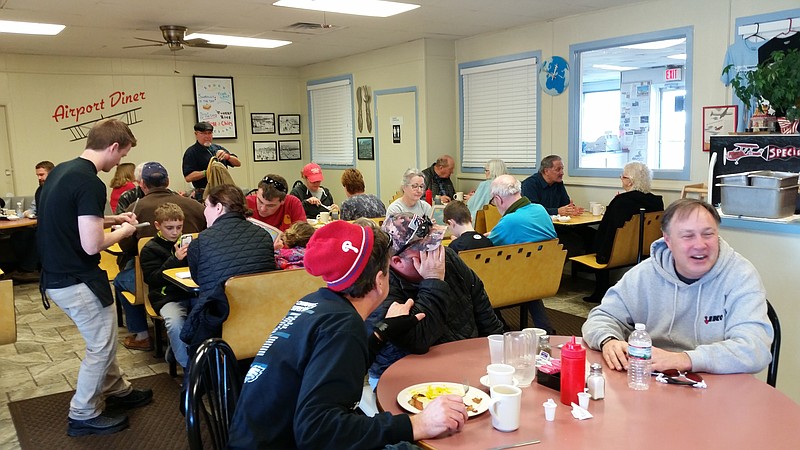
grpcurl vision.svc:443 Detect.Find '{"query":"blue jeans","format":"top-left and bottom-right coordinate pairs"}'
top-left (528, 300), bottom-right (555, 335)
top-left (47, 283), bottom-right (132, 420)
top-left (161, 300), bottom-right (191, 368)
top-left (113, 264), bottom-right (148, 334)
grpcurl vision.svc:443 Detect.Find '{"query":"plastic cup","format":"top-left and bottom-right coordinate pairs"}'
top-left (487, 363), bottom-right (515, 387)
top-left (488, 334), bottom-right (504, 364)
top-left (577, 392), bottom-right (591, 410)
top-left (543, 401), bottom-right (557, 421)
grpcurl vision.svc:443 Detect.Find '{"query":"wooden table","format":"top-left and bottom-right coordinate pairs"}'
top-left (162, 267), bottom-right (199, 293)
top-left (0, 217), bottom-right (37, 230)
top-left (552, 213), bottom-right (601, 226)
top-left (376, 337), bottom-right (800, 449)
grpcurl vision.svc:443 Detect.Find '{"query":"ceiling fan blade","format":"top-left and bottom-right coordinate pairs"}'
top-left (183, 38), bottom-right (227, 50)
top-left (123, 43), bottom-right (165, 49)
top-left (134, 37), bottom-right (166, 44)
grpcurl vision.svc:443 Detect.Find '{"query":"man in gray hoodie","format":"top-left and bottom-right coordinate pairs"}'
top-left (582, 198), bottom-right (773, 374)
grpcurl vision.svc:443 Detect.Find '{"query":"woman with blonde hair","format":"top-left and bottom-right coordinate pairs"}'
top-left (385, 168), bottom-right (432, 218)
top-left (466, 159), bottom-right (508, 222)
top-left (109, 162), bottom-right (136, 212)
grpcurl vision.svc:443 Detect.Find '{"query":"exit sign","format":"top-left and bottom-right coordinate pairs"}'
top-left (665, 67), bottom-right (682, 81)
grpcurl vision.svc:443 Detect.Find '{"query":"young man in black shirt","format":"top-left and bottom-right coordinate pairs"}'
top-left (37, 119), bottom-right (153, 437)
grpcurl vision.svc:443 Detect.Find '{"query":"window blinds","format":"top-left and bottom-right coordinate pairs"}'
top-left (308, 79), bottom-right (354, 166)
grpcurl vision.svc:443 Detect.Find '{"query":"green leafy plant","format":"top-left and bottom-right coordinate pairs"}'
top-left (724, 49), bottom-right (800, 122)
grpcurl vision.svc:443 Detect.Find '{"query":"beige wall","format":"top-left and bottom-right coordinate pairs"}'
top-left (0, 54), bottom-right (302, 198)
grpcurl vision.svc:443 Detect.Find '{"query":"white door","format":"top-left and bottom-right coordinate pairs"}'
top-left (375, 89), bottom-right (418, 203)
top-left (0, 106), bottom-right (15, 199)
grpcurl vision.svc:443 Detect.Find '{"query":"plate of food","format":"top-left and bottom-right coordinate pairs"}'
top-left (397, 382), bottom-right (489, 417)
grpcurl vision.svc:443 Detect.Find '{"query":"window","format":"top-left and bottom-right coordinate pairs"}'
top-left (569, 28), bottom-right (693, 180)
top-left (307, 77), bottom-right (354, 166)
top-left (459, 53), bottom-right (539, 172)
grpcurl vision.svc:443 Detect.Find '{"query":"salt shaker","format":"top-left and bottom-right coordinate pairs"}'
top-left (586, 363), bottom-right (605, 400)
top-left (538, 335), bottom-right (551, 356)
top-left (16, 201), bottom-right (23, 217)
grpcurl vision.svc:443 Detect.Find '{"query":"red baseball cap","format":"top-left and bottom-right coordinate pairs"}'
top-left (302, 163), bottom-right (324, 183)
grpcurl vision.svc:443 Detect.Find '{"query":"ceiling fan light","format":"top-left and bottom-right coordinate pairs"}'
top-left (273, 0), bottom-right (420, 18)
top-left (185, 33), bottom-right (292, 49)
top-left (0, 19), bottom-right (65, 36)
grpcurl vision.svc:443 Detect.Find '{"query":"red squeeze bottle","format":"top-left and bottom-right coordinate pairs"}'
top-left (560, 336), bottom-right (586, 406)
top-left (425, 189), bottom-right (433, 205)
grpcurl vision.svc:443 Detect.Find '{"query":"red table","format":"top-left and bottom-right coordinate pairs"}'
top-left (376, 337), bottom-right (800, 449)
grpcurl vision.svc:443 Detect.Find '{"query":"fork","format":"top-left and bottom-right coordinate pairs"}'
top-left (461, 379), bottom-right (470, 398)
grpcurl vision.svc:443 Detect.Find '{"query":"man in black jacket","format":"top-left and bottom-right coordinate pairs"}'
top-left (366, 212), bottom-right (503, 386)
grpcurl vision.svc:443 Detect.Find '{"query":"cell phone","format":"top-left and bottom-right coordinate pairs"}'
top-left (180, 234), bottom-right (193, 248)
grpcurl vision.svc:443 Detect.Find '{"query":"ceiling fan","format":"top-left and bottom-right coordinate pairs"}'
top-left (124, 25), bottom-right (227, 51)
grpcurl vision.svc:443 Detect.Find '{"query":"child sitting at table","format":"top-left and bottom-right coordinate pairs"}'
top-left (275, 221), bottom-right (315, 270)
top-left (443, 200), bottom-right (493, 253)
top-left (139, 202), bottom-right (193, 368)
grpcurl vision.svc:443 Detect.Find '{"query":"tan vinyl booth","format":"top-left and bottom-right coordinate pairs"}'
top-left (0, 270), bottom-right (15, 344)
top-left (458, 239), bottom-right (567, 329)
top-left (223, 269), bottom-right (325, 360)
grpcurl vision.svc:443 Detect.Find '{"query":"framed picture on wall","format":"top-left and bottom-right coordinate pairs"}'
top-left (357, 137), bottom-right (374, 160)
top-left (278, 140), bottom-right (301, 160)
top-left (253, 141), bottom-right (278, 162)
top-left (251, 113), bottom-right (276, 134)
top-left (702, 105), bottom-right (737, 151)
top-left (193, 75), bottom-right (237, 139)
top-left (278, 114), bottom-right (301, 135)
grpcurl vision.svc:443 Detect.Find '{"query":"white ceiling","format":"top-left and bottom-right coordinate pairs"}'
top-left (0, 0), bottom-right (644, 68)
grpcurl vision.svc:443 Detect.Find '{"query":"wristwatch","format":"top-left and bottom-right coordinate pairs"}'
top-left (600, 336), bottom-right (618, 349)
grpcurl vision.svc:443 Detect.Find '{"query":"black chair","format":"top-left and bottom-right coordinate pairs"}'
top-left (185, 338), bottom-right (242, 450)
top-left (766, 300), bottom-right (781, 388)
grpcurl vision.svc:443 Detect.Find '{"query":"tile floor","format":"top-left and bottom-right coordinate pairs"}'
top-left (0, 275), bottom-right (596, 448)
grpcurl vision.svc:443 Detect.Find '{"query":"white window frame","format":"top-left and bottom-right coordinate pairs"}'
top-left (307, 76), bottom-right (355, 167)
top-left (568, 27), bottom-right (693, 180)
top-left (459, 52), bottom-right (540, 174)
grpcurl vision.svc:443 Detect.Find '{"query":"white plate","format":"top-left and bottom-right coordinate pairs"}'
top-left (397, 382), bottom-right (489, 417)
top-left (479, 375), bottom-right (520, 388)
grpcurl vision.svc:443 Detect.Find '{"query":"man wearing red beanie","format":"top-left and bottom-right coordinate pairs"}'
top-left (228, 221), bottom-right (468, 449)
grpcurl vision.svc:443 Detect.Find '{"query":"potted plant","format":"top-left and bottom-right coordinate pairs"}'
top-left (724, 49), bottom-right (800, 132)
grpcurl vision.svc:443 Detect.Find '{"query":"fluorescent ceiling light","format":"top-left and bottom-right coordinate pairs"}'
top-left (593, 64), bottom-right (637, 71)
top-left (667, 53), bottom-right (687, 60)
top-left (273, 0), bottom-right (420, 18)
top-left (0, 19), bottom-right (65, 36)
top-left (185, 33), bottom-right (291, 49)
top-left (622, 38), bottom-right (686, 50)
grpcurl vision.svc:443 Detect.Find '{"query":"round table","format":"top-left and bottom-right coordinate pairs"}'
top-left (376, 337), bottom-right (800, 449)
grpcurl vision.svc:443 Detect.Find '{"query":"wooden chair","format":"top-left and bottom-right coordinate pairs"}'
top-left (570, 210), bottom-right (663, 271)
top-left (680, 183), bottom-right (707, 201)
top-left (185, 338), bottom-right (241, 450)
top-left (223, 269), bottom-right (326, 360)
top-left (0, 270), bottom-right (15, 345)
top-left (459, 239), bottom-right (567, 328)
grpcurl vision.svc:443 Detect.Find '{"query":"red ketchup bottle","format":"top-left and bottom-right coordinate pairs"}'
top-left (560, 336), bottom-right (586, 406)
top-left (425, 189), bottom-right (433, 205)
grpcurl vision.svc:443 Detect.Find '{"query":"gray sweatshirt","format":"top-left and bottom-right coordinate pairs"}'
top-left (582, 237), bottom-right (773, 374)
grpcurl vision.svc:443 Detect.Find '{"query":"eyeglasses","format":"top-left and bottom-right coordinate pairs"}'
top-left (407, 184), bottom-right (425, 190)
top-left (620, 175), bottom-right (631, 180)
top-left (654, 369), bottom-right (706, 388)
top-left (394, 214), bottom-right (433, 256)
top-left (262, 176), bottom-right (287, 193)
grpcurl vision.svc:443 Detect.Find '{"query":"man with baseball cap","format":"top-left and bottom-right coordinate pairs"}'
top-left (182, 122), bottom-right (240, 199)
top-left (289, 162), bottom-right (339, 219)
top-left (228, 221), bottom-right (468, 448)
top-left (365, 212), bottom-right (503, 385)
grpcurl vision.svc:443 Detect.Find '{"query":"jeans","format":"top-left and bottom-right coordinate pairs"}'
top-left (161, 300), bottom-right (191, 368)
top-left (528, 300), bottom-right (555, 335)
top-left (113, 264), bottom-right (148, 334)
top-left (47, 283), bottom-right (132, 420)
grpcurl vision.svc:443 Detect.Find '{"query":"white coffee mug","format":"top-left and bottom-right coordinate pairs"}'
top-left (316, 211), bottom-right (331, 223)
top-left (591, 203), bottom-right (606, 216)
top-left (454, 191), bottom-right (464, 201)
top-left (489, 384), bottom-right (522, 432)
top-left (486, 363), bottom-right (515, 386)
